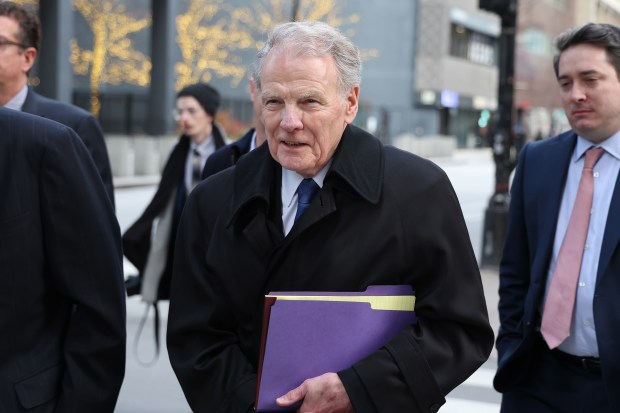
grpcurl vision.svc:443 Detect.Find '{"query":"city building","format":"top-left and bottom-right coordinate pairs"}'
top-left (23, 0), bottom-right (619, 177)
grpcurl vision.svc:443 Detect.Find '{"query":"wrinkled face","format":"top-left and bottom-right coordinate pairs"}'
top-left (260, 49), bottom-right (358, 177)
top-left (175, 96), bottom-right (213, 144)
top-left (0, 16), bottom-right (35, 96)
top-left (558, 43), bottom-right (620, 143)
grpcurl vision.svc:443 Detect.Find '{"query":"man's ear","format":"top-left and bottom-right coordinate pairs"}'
top-left (22, 47), bottom-right (37, 74)
top-left (344, 85), bottom-right (359, 124)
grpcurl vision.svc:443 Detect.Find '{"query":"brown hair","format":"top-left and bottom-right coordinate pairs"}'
top-left (554, 23), bottom-right (620, 80)
top-left (0, 1), bottom-right (40, 50)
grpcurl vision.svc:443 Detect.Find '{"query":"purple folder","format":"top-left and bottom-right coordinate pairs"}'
top-left (255, 285), bottom-right (416, 411)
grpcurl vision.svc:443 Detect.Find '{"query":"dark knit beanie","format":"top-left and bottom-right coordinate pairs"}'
top-left (177, 83), bottom-right (221, 117)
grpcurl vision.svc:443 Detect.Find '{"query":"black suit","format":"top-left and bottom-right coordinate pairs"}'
top-left (201, 128), bottom-right (254, 179)
top-left (22, 88), bottom-right (115, 208)
top-left (0, 107), bottom-right (126, 412)
top-left (167, 125), bottom-right (494, 412)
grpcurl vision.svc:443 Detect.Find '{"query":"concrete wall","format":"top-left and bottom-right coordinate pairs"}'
top-left (106, 135), bottom-right (177, 184)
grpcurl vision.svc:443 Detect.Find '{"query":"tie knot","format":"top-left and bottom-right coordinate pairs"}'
top-left (584, 147), bottom-right (604, 170)
top-left (294, 178), bottom-right (320, 222)
top-left (297, 178), bottom-right (320, 204)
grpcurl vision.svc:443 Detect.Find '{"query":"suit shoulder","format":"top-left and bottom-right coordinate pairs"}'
top-left (520, 130), bottom-right (575, 159)
top-left (0, 108), bottom-right (82, 155)
top-left (1, 107), bottom-right (72, 135)
top-left (207, 145), bottom-right (236, 166)
top-left (29, 93), bottom-right (94, 123)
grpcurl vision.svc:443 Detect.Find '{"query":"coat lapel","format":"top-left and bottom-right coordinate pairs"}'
top-left (21, 88), bottom-right (38, 114)
top-left (597, 168), bottom-right (620, 286)
top-left (539, 135), bottom-right (574, 241)
top-left (226, 145), bottom-right (282, 257)
top-left (529, 132), bottom-right (576, 281)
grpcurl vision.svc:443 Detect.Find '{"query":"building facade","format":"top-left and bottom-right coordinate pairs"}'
top-left (28, 0), bottom-right (620, 151)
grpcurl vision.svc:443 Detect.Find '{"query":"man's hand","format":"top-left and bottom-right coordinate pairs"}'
top-left (276, 372), bottom-right (354, 413)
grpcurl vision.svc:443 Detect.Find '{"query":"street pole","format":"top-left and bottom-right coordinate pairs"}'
top-left (479, 0), bottom-right (520, 268)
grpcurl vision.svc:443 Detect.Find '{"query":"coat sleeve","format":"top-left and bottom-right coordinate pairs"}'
top-left (339, 165), bottom-right (494, 413)
top-left (167, 180), bottom-right (257, 413)
top-left (40, 127), bottom-right (126, 412)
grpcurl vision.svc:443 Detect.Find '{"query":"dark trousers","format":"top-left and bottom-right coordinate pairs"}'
top-left (500, 341), bottom-right (610, 413)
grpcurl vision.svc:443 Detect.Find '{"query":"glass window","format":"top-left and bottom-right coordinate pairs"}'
top-left (450, 24), bottom-right (496, 66)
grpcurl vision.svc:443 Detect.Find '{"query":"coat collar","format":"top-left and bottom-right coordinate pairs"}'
top-left (226, 124), bottom-right (384, 226)
top-left (21, 87), bottom-right (39, 113)
top-left (327, 124), bottom-right (384, 204)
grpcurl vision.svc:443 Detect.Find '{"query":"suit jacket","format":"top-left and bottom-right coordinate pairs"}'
top-left (0, 108), bottom-right (126, 412)
top-left (167, 124), bottom-right (494, 413)
top-left (22, 88), bottom-right (115, 208)
top-left (494, 130), bottom-right (620, 409)
top-left (122, 130), bottom-right (226, 299)
top-left (201, 128), bottom-right (254, 179)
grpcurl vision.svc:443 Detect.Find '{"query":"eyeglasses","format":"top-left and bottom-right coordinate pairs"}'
top-left (0, 37), bottom-right (28, 50)
top-left (172, 107), bottom-right (201, 121)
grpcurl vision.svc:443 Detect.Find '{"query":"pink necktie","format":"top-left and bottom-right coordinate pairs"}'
top-left (541, 147), bottom-right (605, 349)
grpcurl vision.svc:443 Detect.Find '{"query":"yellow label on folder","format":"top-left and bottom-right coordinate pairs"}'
top-left (267, 295), bottom-right (416, 311)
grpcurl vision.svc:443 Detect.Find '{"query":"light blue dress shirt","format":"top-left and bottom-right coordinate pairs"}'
top-left (544, 133), bottom-right (620, 356)
top-left (281, 161), bottom-right (331, 236)
top-left (3, 84), bottom-right (28, 111)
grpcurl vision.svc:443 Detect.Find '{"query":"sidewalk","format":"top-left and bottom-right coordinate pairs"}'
top-left (114, 174), bottom-right (160, 189)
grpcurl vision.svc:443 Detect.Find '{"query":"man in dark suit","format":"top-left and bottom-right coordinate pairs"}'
top-left (0, 2), bottom-right (115, 207)
top-left (201, 77), bottom-right (266, 179)
top-left (122, 82), bottom-right (226, 302)
top-left (495, 23), bottom-right (620, 412)
top-left (0, 107), bottom-right (126, 412)
top-left (167, 21), bottom-right (493, 413)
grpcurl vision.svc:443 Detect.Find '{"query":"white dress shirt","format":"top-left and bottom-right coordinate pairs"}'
top-left (184, 137), bottom-right (215, 193)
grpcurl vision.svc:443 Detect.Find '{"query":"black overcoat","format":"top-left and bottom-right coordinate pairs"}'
top-left (167, 125), bottom-right (494, 412)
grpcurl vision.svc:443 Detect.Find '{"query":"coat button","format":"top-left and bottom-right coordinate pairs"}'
top-left (429, 403), bottom-right (440, 412)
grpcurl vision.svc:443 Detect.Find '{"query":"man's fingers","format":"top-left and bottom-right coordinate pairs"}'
top-left (276, 383), bottom-right (306, 406)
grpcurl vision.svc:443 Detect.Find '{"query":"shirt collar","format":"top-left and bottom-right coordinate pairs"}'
top-left (226, 125), bottom-right (385, 227)
top-left (281, 161), bottom-right (332, 208)
top-left (191, 135), bottom-right (213, 156)
top-left (3, 84), bottom-right (28, 111)
top-left (575, 131), bottom-right (620, 162)
top-left (249, 130), bottom-right (257, 151)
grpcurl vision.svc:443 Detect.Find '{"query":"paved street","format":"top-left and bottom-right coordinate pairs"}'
top-left (432, 149), bottom-right (501, 413)
top-left (114, 147), bottom-right (502, 412)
